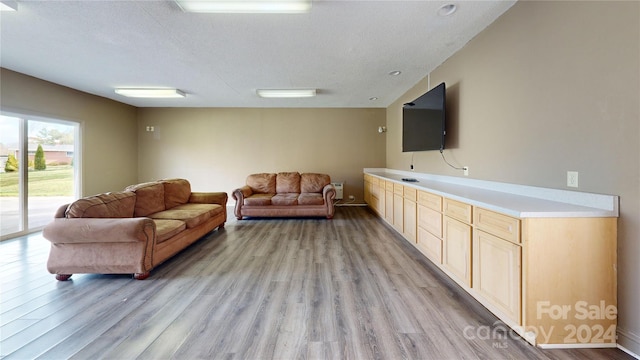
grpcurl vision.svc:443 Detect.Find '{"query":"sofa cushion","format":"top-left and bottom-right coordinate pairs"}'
top-left (301, 173), bottom-right (331, 193)
top-left (276, 172), bottom-right (301, 194)
top-left (272, 193), bottom-right (298, 206)
top-left (244, 194), bottom-right (273, 206)
top-left (298, 193), bottom-right (324, 206)
top-left (153, 219), bottom-right (186, 244)
top-left (149, 208), bottom-right (211, 229)
top-left (162, 179), bottom-right (191, 209)
top-left (125, 182), bottom-right (166, 217)
top-left (172, 203), bottom-right (225, 218)
top-left (66, 191), bottom-right (136, 218)
top-left (246, 173), bottom-right (276, 194)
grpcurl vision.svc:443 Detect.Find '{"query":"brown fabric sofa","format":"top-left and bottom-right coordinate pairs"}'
top-left (42, 179), bottom-right (227, 281)
top-left (232, 172), bottom-right (335, 220)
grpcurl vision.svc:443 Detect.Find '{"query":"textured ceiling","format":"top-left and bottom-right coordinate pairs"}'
top-left (0, 0), bottom-right (516, 108)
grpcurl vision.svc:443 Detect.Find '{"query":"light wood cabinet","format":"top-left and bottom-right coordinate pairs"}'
top-left (377, 180), bottom-right (386, 218)
top-left (475, 207), bottom-right (520, 244)
top-left (403, 187), bottom-right (417, 242)
top-left (417, 190), bottom-right (443, 263)
top-left (364, 173), bottom-right (617, 347)
top-left (417, 226), bottom-right (442, 263)
top-left (473, 229), bottom-right (521, 324)
top-left (363, 174), bottom-right (371, 205)
top-left (444, 198), bottom-right (472, 223)
top-left (393, 184), bottom-right (404, 233)
top-left (385, 183), bottom-right (394, 225)
top-left (418, 205), bottom-right (442, 237)
top-left (443, 216), bottom-right (472, 287)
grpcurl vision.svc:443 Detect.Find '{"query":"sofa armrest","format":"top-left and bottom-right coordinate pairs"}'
top-left (189, 192), bottom-right (228, 206)
top-left (232, 186), bottom-right (253, 220)
top-left (54, 203), bottom-right (70, 218)
top-left (43, 218), bottom-right (156, 245)
top-left (323, 184), bottom-right (336, 218)
top-left (323, 184), bottom-right (336, 202)
top-left (232, 185), bottom-right (253, 200)
top-left (322, 184), bottom-right (336, 219)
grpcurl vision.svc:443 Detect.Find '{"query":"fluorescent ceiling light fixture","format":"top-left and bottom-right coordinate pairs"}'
top-left (176, 0), bottom-right (311, 13)
top-left (257, 89), bottom-right (316, 98)
top-left (115, 88), bottom-right (186, 98)
top-left (0, 1), bottom-right (18, 11)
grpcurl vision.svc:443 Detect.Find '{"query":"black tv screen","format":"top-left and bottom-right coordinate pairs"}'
top-left (402, 82), bottom-right (446, 152)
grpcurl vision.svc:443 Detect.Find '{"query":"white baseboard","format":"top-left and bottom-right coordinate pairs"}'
top-left (618, 328), bottom-right (640, 359)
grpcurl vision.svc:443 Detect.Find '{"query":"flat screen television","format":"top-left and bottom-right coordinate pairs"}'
top-left (402, 82), bottom-right (446, 152)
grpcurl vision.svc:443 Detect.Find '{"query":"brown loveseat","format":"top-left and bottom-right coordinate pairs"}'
top-left (42, 179), bottom-right (227, 281)
top-left (232, 172), bottom-right (335, 219)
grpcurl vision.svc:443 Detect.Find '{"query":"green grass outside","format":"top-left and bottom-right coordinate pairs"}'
top-left (0, 166), bottom-right (74, 196)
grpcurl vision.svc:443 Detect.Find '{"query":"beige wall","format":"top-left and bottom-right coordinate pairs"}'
top-left (0, 69), bottom-right (139, 196)
top-left (387, 1), bottom-right (640, 353)
top-left (136, 107), bottom-right (386, 201)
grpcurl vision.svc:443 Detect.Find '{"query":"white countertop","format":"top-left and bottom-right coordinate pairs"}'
top-left (364, 168), bottom-right (619, 218)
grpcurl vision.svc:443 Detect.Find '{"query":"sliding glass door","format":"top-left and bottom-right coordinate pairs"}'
top-left (0, 113), bottom-right (79, 240)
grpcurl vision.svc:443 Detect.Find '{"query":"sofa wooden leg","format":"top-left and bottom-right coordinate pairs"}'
top-left (56, 274), bottom-right (72, 281)
top-left (219, 222), bottom-right (225, 229)
top-left (134, 272), bottom-right (150, 280)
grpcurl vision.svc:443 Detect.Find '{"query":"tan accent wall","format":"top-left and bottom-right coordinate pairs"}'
top-left (0, 68), bottom-right (138, 196)
top-left (136, 107), bottom-right (386, 202)
top-left (387, 1), bottom-right (640, 353)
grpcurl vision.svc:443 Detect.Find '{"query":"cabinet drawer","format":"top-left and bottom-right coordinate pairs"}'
top-left (418, 191), bottom-right (442, 211)
top-left (444, 198), bottom-right (472, 224)
top-left (418, 205), bottom-right (442, 238)
top-left (394, 183), bottom-right (404, 195)
top-left (370, 176), bottom-right (379, 186)
top-left (474, 208), bottom-right (520, 244)
top-left (418, 227), bottom-right (442, 264)
top-left (404, 187), bottom-right (417, 202)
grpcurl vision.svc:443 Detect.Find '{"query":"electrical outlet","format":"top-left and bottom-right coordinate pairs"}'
top-left (567, 171), bottom-right (579, 188)
top-left (463, 166), bottom-right (469, 176)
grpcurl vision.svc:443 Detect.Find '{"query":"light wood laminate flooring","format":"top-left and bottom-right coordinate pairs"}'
top-left (0, 207), bottom-right (633, 359)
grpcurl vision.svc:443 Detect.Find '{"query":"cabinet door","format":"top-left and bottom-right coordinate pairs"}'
top-left (403, 199), bottom-right (417, 242)
top-left (364, 179), bottom-right (371, 206)
top-left (473, 230), bottom-right (522, 324)
top-left (377, 183), bottom-right (386, 217)
top-left (385, 190), bottom-right (394, 224)
top-left (418, 204), bottom-right (442, 238)
top-left (443, 216), bottom-right (472, 287)
top-left (393, 193), bottom-right (403, 233)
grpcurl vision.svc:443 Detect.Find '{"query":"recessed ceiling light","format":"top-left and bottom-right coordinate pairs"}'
top-left (257, 89), bottom-right (316, 98)
top-left (438, 3), bottom-right (457, 16)
top-left (369, 97), bottom-right (378, 101)
top-left (389, 71), bottom-right (402, 76)
top-left (175, 0), bottom-right (312, 13)
top-left (0, 0), bottom-right (18, 11)
top-left (115, 88), bottom-right (186, 98)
